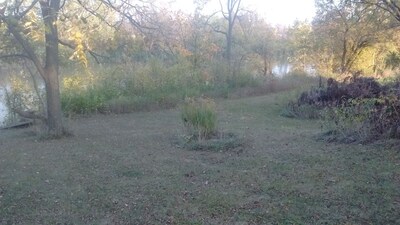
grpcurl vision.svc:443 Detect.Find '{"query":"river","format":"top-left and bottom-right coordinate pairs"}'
top-left (0, 90), bottom-right (7, 125)
top-left (272, 64), bottom-right (292, 77)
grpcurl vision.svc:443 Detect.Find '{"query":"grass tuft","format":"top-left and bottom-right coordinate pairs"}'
top-left (181, 97), bottom-right (217, 140)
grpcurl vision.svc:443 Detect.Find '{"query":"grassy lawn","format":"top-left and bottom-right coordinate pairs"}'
top-left (0, 92), bottom-right (399, 224)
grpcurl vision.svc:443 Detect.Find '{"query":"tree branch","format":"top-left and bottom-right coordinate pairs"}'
top-left (75, 0), bottom-right (118, 28)
top-left (99, 0), bottom-right (158, 33)
top-left (13, 108), bottom-right (46, 121)
top-left (219, 0), bottom-right (229, 20)
top-left (3, 16), bottom-right (46, 80)
top-left (18, 0), bottom-right (40, 19)
top-left (0, 54), bottom-right (30, 60)
top-left (58, 39), bottom-right (108, 64)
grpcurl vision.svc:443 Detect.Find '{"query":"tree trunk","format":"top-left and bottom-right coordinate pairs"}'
top-left (226, 21), bottom-right (233, 69)
top-left (2, 0), bottom-right (64, 136)
top-left (263, 59), bottom-right (267, 76)
top-left (341, 36), bottom-right (348, 74)
top-left (44, 68), bottom-right (63, 136)
top-left (40, 0), bottom-right (64, 136)
top-left (220, 0), bottom-right (241, 75)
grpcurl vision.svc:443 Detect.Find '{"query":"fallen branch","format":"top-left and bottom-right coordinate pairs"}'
top-left (12, 108), bottom-right (46, 121)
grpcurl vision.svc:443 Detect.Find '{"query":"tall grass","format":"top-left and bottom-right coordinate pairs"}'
top-left (181, 97), bottom-right (217, 140)
top-left (61, 74), bottom-right (116, 116)
top-left (60, 59), bottom-right (319, 116)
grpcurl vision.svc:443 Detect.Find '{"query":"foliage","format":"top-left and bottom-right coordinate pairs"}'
top-left (322, 95), bottom-right (400, 142)
top-left (181, 97), bottom-right (217, 140)
top-left (289, 76), bottom-right (400, 142)
top-left (287, 21), bottom-right (314, 72)
top-left (61, 74), bottom-right (108, 116)
top-left (60, 56), bottom-right (271, 116)
top-left (385, 51), bottom-right (400, 70)
top-left (312, 0), bottom-right (393, 74)
top-left (3, 0), bottom-right (400, 135)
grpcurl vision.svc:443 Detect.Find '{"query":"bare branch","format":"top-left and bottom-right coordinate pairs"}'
top-left (99, 0), bottom-right (157, 33)
top-left (75, 0), bottom-right (118, 27)
top-left (0, 54), bottom-right (30, 60)
top-left (232, 0), bottom-right (241, 25)
top-left (219, 0), bottom-right (229, 20)
top-left (211, 26), bottom-right (227, 36)
top-left (354, 0), bottom-right (400, 22)
top-left (17, 0), bottom-right (40, 19)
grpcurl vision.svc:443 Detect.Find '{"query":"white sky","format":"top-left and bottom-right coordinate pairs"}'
top-left (0, 0), bottom-right (316, 25)
top-left (162, 0), bottom-right (316, 25)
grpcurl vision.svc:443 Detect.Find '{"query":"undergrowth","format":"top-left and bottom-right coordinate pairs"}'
top-left (60, 60), bottom-right (317, 116)
top-left (285, 75), bottom-right (400, 142)
top-left (321, 96), bottom-right (400, 142)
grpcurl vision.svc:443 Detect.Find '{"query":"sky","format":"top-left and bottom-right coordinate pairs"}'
top-left (161, 0), bottom-right (316, 26)
top-left (0, 0), bottom-right (316, 25)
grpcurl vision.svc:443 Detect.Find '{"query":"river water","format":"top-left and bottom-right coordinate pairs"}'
top-left (273, 64), bottom-right (291, 76)
top-left (0, 90), bottom-right (7, 125)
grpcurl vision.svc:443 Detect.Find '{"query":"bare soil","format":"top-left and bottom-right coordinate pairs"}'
top-left (0, 93), bottom-right (399, 224)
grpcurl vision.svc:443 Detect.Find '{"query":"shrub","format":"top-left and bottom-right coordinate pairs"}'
top-left (61, 74), bottom-right (122, 116)
top-left (181, 97), bottom-right (217, 140)
top-left (61, 87), bottom-right (107, 116)
top-left (289, 75), bottom-right (400, 142)
top-left (321, 99), bottom-right (375, 142)
top-left (321, 96), bottom-right (400, 142)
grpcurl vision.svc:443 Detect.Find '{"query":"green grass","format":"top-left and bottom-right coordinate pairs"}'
top-left (60, 62), bottom-right (319, 117)
top-left (181, 97), bottom-right (217, 140)
top-left (0, 91), bottom-right (398, 224)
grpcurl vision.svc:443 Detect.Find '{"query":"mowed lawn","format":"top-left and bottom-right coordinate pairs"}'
top-left (0, 93), bottom-right (399, 224)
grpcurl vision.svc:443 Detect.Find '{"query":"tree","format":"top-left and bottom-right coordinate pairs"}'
top-left (188, 0), bottom-right (217, 70)
top-left (287, 21), bottom-right (314, 72)
top-left (207, 0), bottom-right (241, 70)
top-left (220, 0), bottom-right (241, 66)
top-left (1, 0), bottom-right (64, 136)
top-left (356, 0), bottom-right (400, 22)
top-left (0, 0), bottom-right (149, 137)
top-left (239, 15), bottom-right (277, 76)
top-left (313, 0), bottom-right (390, 74)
